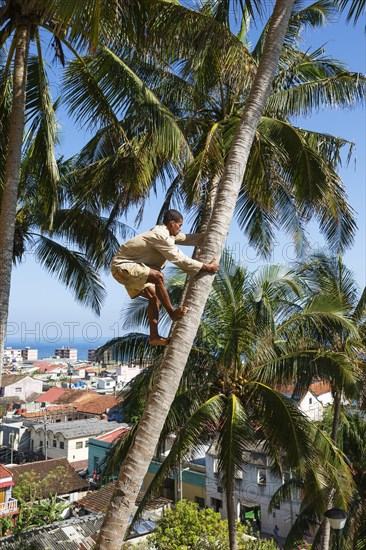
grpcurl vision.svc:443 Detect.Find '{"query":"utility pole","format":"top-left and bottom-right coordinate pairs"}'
top-left (43, 412), bottom-right (47, 460)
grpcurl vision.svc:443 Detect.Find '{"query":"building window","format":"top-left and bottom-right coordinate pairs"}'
top-left (76, 441), bottom-right (83, 449)
top-left (257, 468), bottom-right (266, 485)
top-left (213, 459), bottom-right (218, 474)
top-left (60, 441), bottom-right (65, 449)
top-left (195, 496), bottom-right (205, 508)
top-left (210, 497), bottom-right (222, 513)
top-left (309, 397), bottom-right (313, 404)
top-left (85, 441), bottom-right (88, 447)
top-left (217, 486), bottom-right (223, 494)
top-left (15, 387), bottom-right (22, 393)
top-left (53, 440), bottom-right (57, 447)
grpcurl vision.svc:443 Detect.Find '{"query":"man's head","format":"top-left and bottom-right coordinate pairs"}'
top-left (163, 209), bottom-right (183, 237)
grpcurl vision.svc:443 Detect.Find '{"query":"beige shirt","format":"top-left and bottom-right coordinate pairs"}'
top-left (112, 225), bottom-right (204, 274)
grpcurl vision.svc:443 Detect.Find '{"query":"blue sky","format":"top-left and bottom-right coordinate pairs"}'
top-left (6, 7), bottom-right (366, 346)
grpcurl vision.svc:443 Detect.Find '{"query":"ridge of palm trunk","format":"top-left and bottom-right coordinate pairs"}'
top-left (0, 25), bottom-right (31, 385)
top-left (97, 0), bottom-right (296, 547)
top-left (227, 482), bottom-right (238, 550)
top-left (320, 391), bottom-right (343, 550)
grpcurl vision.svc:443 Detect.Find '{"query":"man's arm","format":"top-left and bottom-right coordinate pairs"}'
top-left (175, 233), bottom-right (204, 246)
top-left (152, 233), bottom-right (218, 275)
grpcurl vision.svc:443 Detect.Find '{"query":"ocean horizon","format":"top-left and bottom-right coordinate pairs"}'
top-left (4, 336), bottom-right (112, 361)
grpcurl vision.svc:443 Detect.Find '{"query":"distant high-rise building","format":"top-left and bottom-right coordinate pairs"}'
top-left (54, 346), bottom-right (77, 361)
top-left (21, 347), bottom-right (38, 361)
top-left (3, 347), bottom-right (22, 362)
top-left (88, 349), bottom-right (96, 362)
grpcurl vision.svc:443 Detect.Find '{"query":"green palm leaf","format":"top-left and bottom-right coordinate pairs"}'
top-left (32, 235), bottom-right (106, 315)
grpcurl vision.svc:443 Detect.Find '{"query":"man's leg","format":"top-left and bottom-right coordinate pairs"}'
top-left (141, 286), bottom-right (170, 346)
top-left (146, 269), bottom-right (188, 321)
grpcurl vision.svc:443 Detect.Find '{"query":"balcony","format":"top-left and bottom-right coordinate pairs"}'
top-left (0, 498), bottom-right (17, 515)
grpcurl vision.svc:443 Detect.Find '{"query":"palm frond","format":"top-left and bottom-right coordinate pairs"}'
top-left (32, 235), bottom-right (106, 315)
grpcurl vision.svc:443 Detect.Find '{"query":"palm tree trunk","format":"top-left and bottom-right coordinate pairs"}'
top-left (97, 0), bottom-right (296, 546)
top-left (0, 25), bottom-right (31, 385)
top-left (320, 391), bottom-right (342, 550)
top-left (192, 174), bottom-right (220, 259)
top-left (227, 482), bottom-right (238, 550)
top-left (331, 390), bottom-right (342, 443)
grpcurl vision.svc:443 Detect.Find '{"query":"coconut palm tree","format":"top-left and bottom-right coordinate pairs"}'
top-left (100, 254), bottom-right (359, 549)
top-left (95, 0), bottom-right (364, 544)
top-left (0, 0), bottom-right (182, 369)
top-left (68, 1), bottom-right (364, 259)
top-left (294, 254), bottom-right (366, 549)
top-left (0, 0), bottom-right (125, 374)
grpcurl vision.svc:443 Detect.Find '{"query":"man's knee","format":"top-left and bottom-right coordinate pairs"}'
top-left (147, 269), bottom-right (165, 285)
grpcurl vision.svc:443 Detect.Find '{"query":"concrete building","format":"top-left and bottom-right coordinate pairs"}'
top-left (21, 347), bottom-right (38, 361)
top-left (96, 377), bottom-right (116, 393)
top-left (0, 465), bottom-right (18, 520)
top-left (87, 426), bottom-right (130, 475)
top-left (28, 418), bottom-right (123, 465)
top-left (205, 442), bottom-right (301, 540)
top-left (3, 348), bottom-right (22, 363)
top-left (3, 347), bottom-right (38, 363)
top-left (0, 417), bottom-right (31, 461)
top-left (88, 428), bottom-right (206, 507)
top-left (88, 349), bottom-right (96, 362)
top-left (115, 363), bottom-right (144, 386)
top-left (278, 381), bottom-right (333, 422)
top-left (54, 346), bottom-right (77, 361)
top-left (0, 374), bottom-right (43, 402)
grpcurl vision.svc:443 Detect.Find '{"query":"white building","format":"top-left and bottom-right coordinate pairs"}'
top-left (279, 381), bottom-right (333, 422)
top-left (54, 346), bottom-right (78, 361)
top-left (3, 347), bottom-right (22, 362)
top-left (96, 377), bottom-right (116, 393)
top-left (205, 442), bottom-right (302, 540)
top-left (21, 347), bottom-right (38, 361)
top-left (3, 347), bottom-right (38, 363)
top-left (115, 363), bottom-right (144, 386)
top-left (29, 418), bottom-right (123, 464)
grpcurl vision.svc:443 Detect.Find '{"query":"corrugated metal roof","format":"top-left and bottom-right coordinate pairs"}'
top-left (31, 418), bottom-right (123, 439)
top-left (0, 513), bottom-right (104, 549)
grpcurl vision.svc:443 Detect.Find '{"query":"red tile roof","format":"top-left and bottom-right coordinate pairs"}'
top-left (34, 387), bottom-right (67, 403)
top-left (93, 427), bottom-right (129, 443)
top-left (76, 396), bottom-right (120, 415)
top-left (275, 381), bottom-right (331, 398)
top-left (53, 389), bottom-right (98, 405)
top-left (78, 482), bottom-right (171, 514)
top-left (36, 364), bottom-right (62, 374)
top-left (309, 381), bottom-right (332, 396)
top-left (18, 405), bottom-right (76, 419)
top-left (69, 459), bottom-right (89, 472)
top-left (0, 465), bottom-right (13, 480)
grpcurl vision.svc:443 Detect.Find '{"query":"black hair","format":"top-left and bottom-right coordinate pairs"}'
top-left (163, 209), bottom-right (183, 224)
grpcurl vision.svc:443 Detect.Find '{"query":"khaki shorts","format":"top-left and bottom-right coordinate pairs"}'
top-left (111, 261), bottom-right (153, 299)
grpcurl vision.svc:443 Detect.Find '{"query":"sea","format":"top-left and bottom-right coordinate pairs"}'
top-left (4, 336), bottom-right (111, 361)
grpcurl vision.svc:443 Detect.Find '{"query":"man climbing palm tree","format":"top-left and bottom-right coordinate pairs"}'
top-left (111, 209), bottom-right (219, 345)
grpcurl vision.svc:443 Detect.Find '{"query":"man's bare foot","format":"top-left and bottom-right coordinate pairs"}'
top-left (149, 337), bottom-right (171, 346)
top-left (170, 306), bottom-right (189, 322)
